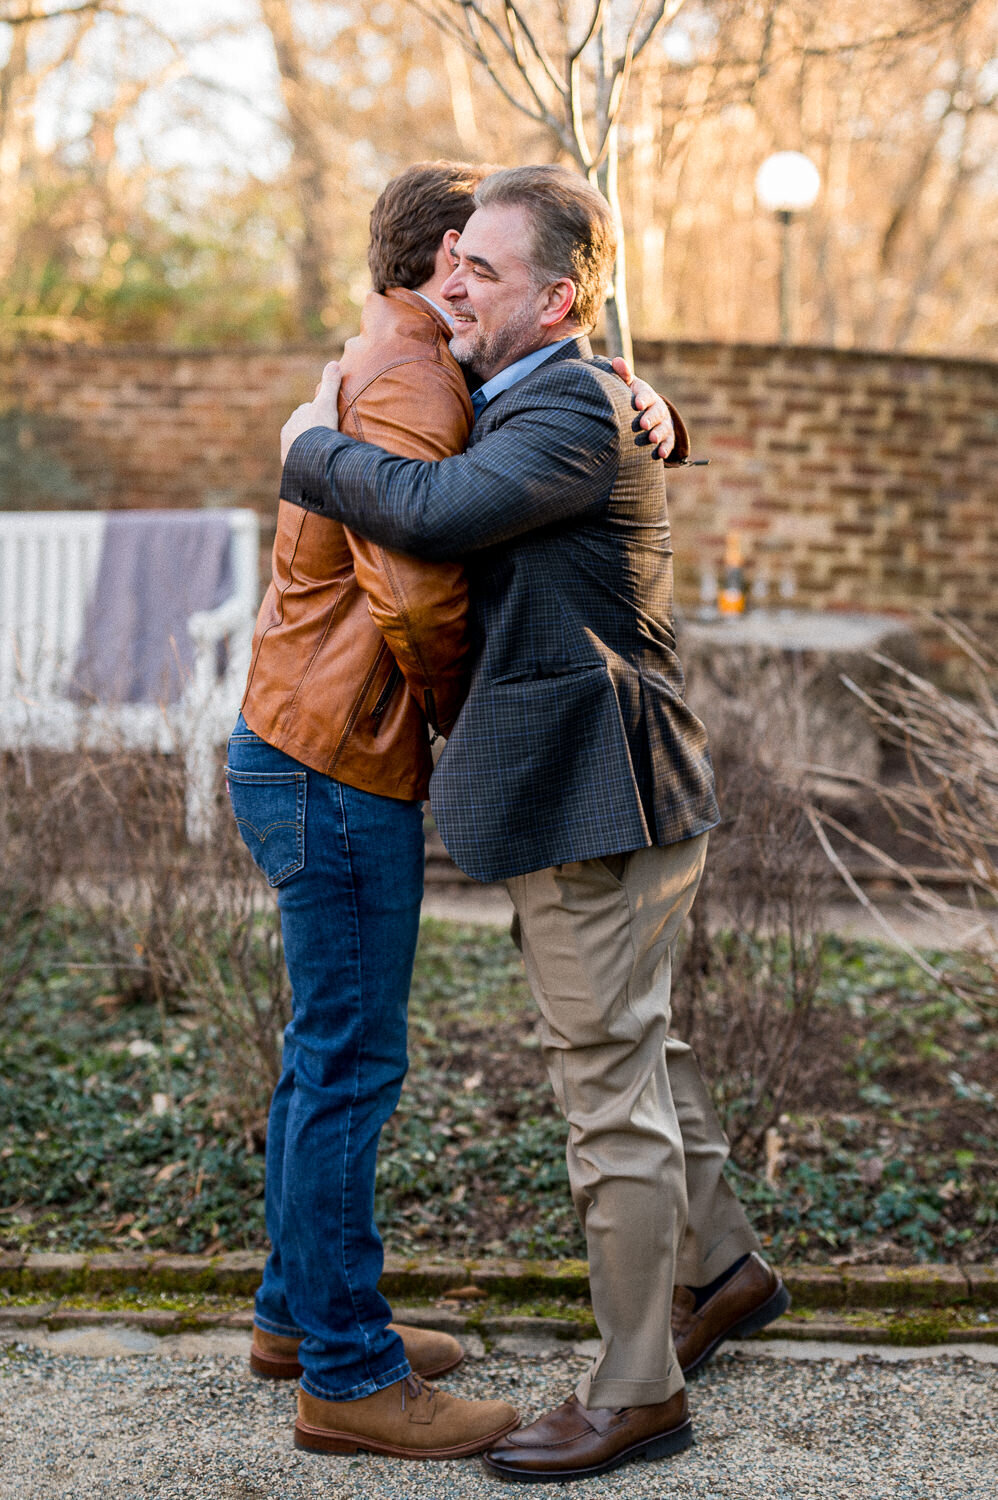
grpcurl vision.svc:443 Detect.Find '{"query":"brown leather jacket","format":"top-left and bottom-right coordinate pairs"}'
top-left (241, 288), bottom-right (472, 800)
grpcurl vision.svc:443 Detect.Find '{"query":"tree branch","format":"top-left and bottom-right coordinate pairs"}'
top-left (406, 0), bottom-right (477, 53)
top-left (0, 1), bottom-right (114, 22)
top-left (804, 805), bottom-right (986, 1005)
top-left (797, 2), bottom-right (976, 60)
top-left (429, 1), bottom-right (567, 144)
top-left (569, 0), bottom-right (607, 66)
top-left (671, 1), bottom-right (976, 79)
top-left (628, 0), bottom-right (684, 65)
top-left (567, 49), bottom-right (594, 170)
top-left (594, 1), bottom-right (685, 172)
top-left (503, 1), bottom-right (566, 99)
top-left (499, 2), bottom-right (563, 120)
top-left (457, 0), bottom-right (525, 75)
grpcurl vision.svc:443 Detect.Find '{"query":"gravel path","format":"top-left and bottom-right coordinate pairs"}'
top-left (1, 1329), bottom-right (995, 1499)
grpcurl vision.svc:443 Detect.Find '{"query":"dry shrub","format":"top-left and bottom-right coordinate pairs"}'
top-left (808, 617), bottom-right (998, 1014)
top-left (681, 642), bottom-right (887, 790)
top-left (674, 667), bottom-right (831, 1159)
top-left (41, 737), bottom-right (289, 1137)
top-left (0, 750), bottom-right (68, 1008)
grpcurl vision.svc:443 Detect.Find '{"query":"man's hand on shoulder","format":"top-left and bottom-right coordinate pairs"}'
top-left (611, 357), bottom-right (691, 465)
top-left (280, 361), bottom-right (343, 463)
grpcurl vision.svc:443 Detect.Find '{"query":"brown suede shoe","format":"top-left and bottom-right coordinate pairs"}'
top-left (483, 1391), bottom-right (692, 1482)
top-left (673, 1251), bottom-right (791, 1376)
top-left (294, 1375), bottom-right (520, 1459)
top-left (250, 1321), bottom-right (464, 1382)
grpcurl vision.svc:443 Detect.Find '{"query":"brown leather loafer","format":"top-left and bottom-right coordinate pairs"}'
top-left (295, 1374), bottom-right (519, 1459)
top-left (482, 1391), bottom-right (692, 1482)
top-left (673, 1251), bottom-right (791, 1376)
top-left (250, 1321), bottom-right (464, 1381)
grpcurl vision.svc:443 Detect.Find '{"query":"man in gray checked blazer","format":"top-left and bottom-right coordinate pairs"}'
top-left (279, 165), bottom-right (789, 1482)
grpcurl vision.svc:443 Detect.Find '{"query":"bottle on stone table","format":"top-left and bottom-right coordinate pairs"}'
top-left (718, 531), bottom-right (747, 617)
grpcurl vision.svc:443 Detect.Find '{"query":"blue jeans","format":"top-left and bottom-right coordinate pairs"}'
top-left (225, 715), bottom-right (425, 1400)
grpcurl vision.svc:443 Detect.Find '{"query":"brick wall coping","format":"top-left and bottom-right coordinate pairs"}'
top-left (8, 337), bottom-right (998, 381)
top-left (633, 338), bottom-right (998, 379)
top-left (4, 341), bottom-right (338, 361)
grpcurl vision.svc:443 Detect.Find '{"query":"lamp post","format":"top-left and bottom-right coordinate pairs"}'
top-left (755, 151), bottom-right (821, 343)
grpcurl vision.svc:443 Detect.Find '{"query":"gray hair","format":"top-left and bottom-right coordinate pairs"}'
top-left (475, 165), bottom-right (617, 331)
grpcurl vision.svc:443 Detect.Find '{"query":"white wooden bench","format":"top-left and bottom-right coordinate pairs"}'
top-left (0, 508), bottom-right (259, 840)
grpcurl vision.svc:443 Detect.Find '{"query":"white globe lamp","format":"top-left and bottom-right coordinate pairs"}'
top-left (755, 152), bottom-right (821, 216)
top-left (755, 151), bottom-right (821, 342)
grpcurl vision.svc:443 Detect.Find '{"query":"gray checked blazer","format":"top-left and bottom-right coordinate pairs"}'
top-left (281, 335), bottom-right (719, 882)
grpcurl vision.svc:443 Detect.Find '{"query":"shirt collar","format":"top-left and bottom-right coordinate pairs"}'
top-left (473, 336), bottom-right (579, 409)
top-left (409, 288), bottom-right (454, 327)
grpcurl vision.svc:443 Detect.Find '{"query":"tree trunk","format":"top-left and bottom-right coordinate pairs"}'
top-left (258, 0), bottom-right (335, 338)
top-left (0, 21), bottom-right (31, 284)
top-left (594, 125), bottom-right (633, 365)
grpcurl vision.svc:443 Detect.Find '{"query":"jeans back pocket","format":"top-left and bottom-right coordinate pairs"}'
top-left (226, 767), bottom-right (306, 887)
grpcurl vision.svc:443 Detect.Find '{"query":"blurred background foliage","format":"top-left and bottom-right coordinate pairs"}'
top-left (0, 0), bottom-right (996, 352)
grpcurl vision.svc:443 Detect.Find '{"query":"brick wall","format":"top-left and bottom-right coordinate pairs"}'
top-left (637, 341), bottom-right (997, 664)
top-left (0, 345), bottom-right (322, 516)
top-left (2, 339), bottom-right (995, 666)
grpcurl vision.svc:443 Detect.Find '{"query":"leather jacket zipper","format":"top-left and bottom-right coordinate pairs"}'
top-left (371, 663), bottom-right (402, 732)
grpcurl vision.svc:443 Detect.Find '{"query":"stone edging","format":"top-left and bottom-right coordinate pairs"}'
top-left (1, 1251), bottom-right (995, 1314)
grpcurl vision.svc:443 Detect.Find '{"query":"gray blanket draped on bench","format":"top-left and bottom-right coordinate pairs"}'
top-left (71, 510), bottom-right (234, 705)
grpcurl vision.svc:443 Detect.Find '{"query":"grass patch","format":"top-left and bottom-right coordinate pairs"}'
top-left (26, 1291), bottom-right (250, 1315)
top-left (880, 1308), bottom-right (992, 1344)
top-left (1, 914), bottom-right (994, 1265)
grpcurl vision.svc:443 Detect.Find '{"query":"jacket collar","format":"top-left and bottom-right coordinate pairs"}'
top-left (547, 333), bottom-right (593, 365)
top-left (382, 286), bottom-right (454, 339)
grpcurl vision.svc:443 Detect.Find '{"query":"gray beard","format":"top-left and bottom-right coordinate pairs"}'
top-left (449, 302), bottom-right (541, 381)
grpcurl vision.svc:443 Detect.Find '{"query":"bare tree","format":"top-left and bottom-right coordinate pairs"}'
top-left (408, 0), bottom-right (984, 360)
top-left (254, 0), bottom-right (541, 340)
top-left (0, 16), bottom-right (31, 269)
top-left (257, 0), bottom-right (340, 337)
top-left (412, 1), bottom-right (689, 363)
top-left (597, 0), bottom-right (995, 352)
top-left (0, 2), bottom-right (106, 315)
top-left (0, 0), bottom-right (212, 342)
top-left (6, 0), bottom-right (995, 355)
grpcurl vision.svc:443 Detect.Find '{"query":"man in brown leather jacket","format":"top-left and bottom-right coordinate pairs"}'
top-left (239, 173), bottom-right (476, 799)
top-left (226, 162), bottom-right (680, 1463)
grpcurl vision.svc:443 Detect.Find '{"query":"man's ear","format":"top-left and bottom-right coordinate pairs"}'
top-left (539, 278), bottom-right (577, 329)
top-left (429, 229), bottom-right (462, 289)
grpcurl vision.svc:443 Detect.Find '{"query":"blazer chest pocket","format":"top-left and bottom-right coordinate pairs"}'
top-left (490, 662), bottom-right (605, 686)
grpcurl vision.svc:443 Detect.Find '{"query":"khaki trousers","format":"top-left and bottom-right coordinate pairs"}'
top-left (505, 834), bottom-right (761, 1409)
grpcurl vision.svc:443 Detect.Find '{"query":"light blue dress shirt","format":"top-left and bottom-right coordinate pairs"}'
top-left (470, 336), bottom-right (578, 420)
